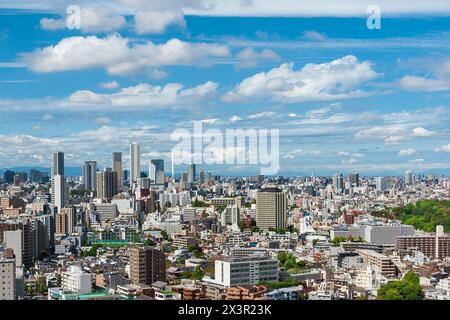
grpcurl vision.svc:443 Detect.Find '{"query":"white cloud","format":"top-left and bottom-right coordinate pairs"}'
top-left (434, 143), bottom-right (450, 154)
top-left (248, 111), bottom-right (275, 119)
top-left (342, 158), bottom-right (359, 165)
top-left (229, 115), bottom-right (242, 123)
top-left (65, 81), bottom-right (217, 109)
top-left (99, 80), bottom-right (120, 89)
top-left (282, 148), bottom-right (303, 159)
top-left (94, 117), bottom-right (112, 125)
top-left (134, 10), bottom-right (185, 34)
top-left (235, 47), bottom-right (280, 68)
top-left (223, 55), bottom-right (381, 103)
top-left (412, 127), bottom-right (436, 137)
top-left (302, 31), bottom-right (327, 41)
top-left (337, 151), bottom-right (350, 156)
top-left (20, 34), bottom-right (231, 75)
top-left (398, 148), bottom-right (418, 156)
top-left (396, 75), bottom-right (450, 92)
top-left (40, 6), bottom-right (126, 33)
top-left (409, 158), bottom-right (424, 164)
top-left (42, 114), bottom-right (54, 120)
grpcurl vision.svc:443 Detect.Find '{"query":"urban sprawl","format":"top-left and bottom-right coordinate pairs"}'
top-left (0, 143), bottom-right (449, 301)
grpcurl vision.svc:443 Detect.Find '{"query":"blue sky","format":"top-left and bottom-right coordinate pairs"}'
top-left (0, 0), bottom-right (450, 176)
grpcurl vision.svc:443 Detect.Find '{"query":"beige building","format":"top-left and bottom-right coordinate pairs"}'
top-left (55, 207), bottom-right (76, 234)
top-left (256, 186), bottom-right (287, 231)
top-left (356, 249), bottom-right (397, 278)
top-left (0, 259), bottom-right (16, 300)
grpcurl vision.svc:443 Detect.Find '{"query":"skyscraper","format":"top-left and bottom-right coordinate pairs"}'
top-left (112, 152), bottom-right (123, 191)
top-left (51, 174), bottom-right (68, 214)
top-left (150, 159), bottom-right (164, 185)
top-left (96, 168), bottom-right (117, 200)
top-left (376, 176), bottom-right (387, 192)
top-left (130, 142), bottom-right (140, 183)
top-left (349, 171), bottom-right (359, 187)
top-left (187, 164), bottom-right (196, 183)
top-left (52, 151), bottom-right (64, 177)
top-left (256, 186), bottom-right (287, 231)
top-left (82, 160), bottom-right (97, 190)
top-left (405, 170), bottom-right (414, 185)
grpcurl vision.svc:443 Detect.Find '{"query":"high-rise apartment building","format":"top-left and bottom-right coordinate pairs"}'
top-left (51, 174), bottom-right (68, 214)
top-left (96, 168), bottom-right (117, 200)
top-left (130, 142), bottom-right (140, 183)
top-left (256, 186), bottom-right (287, 231)
top-left (187, 164), bottom-right (196, 183)
top-left (112, 152), bottom-right (123, 191)
top-left (129, 246), bottom-right (166, 285)
top-left (55, 207), bottom-right (76, 234)
top-left (349, 171), bottom-right (359, 187)
top-left (150, 159), bottom-right (164, 185)
top-left (376, 177), bottom-right (387, 192)
top-left (52, 151), bottom-right (64, 177)
top-left (82, 160), bottom-right (97, 190)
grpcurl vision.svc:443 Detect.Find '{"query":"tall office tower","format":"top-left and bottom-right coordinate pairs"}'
top-left (123, 170), bottom-right (129, 184)
top-left (349, 171), bottom-right (359, 187)
top-left (149, 163), bottom-right (156, 183)
top-left (333, 173), bottom-right (344, 192)
top-left (51, 174), bottom-right (68, 214)
top-left (130, 142), bottom-right (140, 183)
top-left (150, 159), bottom-right (164, 184)
top-left (199, 169), bottom-right (205, 184)
top-left (82, 160), bottom-right (97, 190)
top-left (256, 186), bottom-right (287, 231)
top-left (112, 152), bottom-right (123, 191)
top-left (52, 151), bottom-right (64, 177)
top-left (96, 168), bottom-right (117, 200)
top-left (376, 176), bottom-right (387, 192)
top-left (187, 164), bottom-right (196, 183)
top-left (129, 246), bottom-right (166, 285)
top-left (55, 207), bottom-right (76, 234)
top-left (182, 171), bottom-right (188, 183)
top-left (405, 170), bottom-right (414, 185)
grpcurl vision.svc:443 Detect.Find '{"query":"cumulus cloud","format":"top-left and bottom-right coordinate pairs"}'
top-left (134, 10), bottom-right (185, 34)
top-left (65, 81), bottom-right (218, 110)
top-left (411, 127), bottom-right (436, 137)
top-left (20, 34), bottom-right (231, 75)
top-left (355, 125), bottom-right (438, 145)
top-left (434, 143), bottom-right (450, 153)
top-left (40, 6), bottom-right (126, 33)
top-left (409, 158), bottom-right (424, 164)
top-left (398, 148), bottom-right (418, 156)
top-left (229, 115), bottom-right (242, 123)
top-left (396, 75), bottom-right (450, 92)
top-left (94, 117), bottom-right (112, 125)
top-left (98, 80), bottom-right (120, 89)
top-left (222, 55), bottom-right (381, 103)
top-left (302, 30), bottom-right (327, 41)
top-left (235, 47), bottom-right (280, 69)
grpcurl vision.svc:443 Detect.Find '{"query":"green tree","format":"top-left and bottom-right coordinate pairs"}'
top-left (192, 266), bottom-right (204, 280)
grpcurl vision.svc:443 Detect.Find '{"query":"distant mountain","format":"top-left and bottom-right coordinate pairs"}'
top-left (0, 167), bottom-right (82, 177)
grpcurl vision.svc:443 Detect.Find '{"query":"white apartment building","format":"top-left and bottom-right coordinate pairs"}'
top-left (211, 255), bottom-right (278, 287)
top-left (61, 265), bottom-right (92, 295)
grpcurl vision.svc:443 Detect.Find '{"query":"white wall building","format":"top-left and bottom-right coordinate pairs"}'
top-left (61, 265), bottom-right (92, 295)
